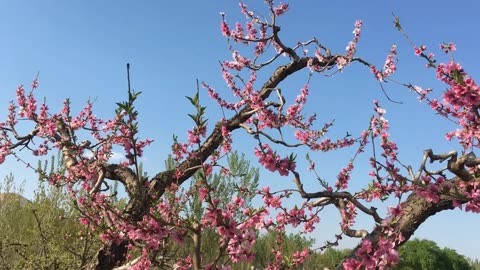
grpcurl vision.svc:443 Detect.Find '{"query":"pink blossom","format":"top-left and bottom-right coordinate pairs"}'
top-left (414, 45), bottom-right (427, 56)
top-left (79, 217), bottom-right (89, 225)
top-left (292, 249), bottom-right (309, 265)
top-left (254, 145), bottom-right (277, 172)
top-left (273, 3), bottom-right (289, 16)
top-left (31, 78), bottom-right (39, 89)
top-left (382, 45), bottom-right (397, 78)
top-left (336, 56), bottom-right (348, 70)
top-left (220, 14), bottom-right (231, 37)
top-left (335, 162), bottom-right (354, 190)
top-left (388, 204), bottom-right (403, 217)
top-left (440, 42), bottom-right (456, 53)
top-left (343, 258), bottom-right (361, 270)
top-left (303, 215), bottom-right (320, 233)
top-left (199, 187), bottom-right (209, 201)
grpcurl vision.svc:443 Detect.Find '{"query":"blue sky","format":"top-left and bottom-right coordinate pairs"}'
top-left (1, 0), bottom-right (479, 260)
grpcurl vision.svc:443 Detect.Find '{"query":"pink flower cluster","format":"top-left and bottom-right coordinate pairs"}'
top-left (415, 176), bottom-right (441, 204)
top-left (440, 42), bottom-right (456, 54)
top-left (16, 85), bottom-right (37, 119)
top-left (295, 124), bottom-right (355, 152)
top-left (273, 3), bottom-right (289, 16)
top-left (292, 248), bottom-right (309, 265)
top-left (224, 51), bottom-right (251, 71)
top-left (370, 44), bottom-right (397, 81)
top-left (335, 162), bottom-right (354, 190)
top-left (261, 186), bottom-right (282, 208)
top-left (187, 126), bottom-right (206, 146)
top-left (221, 120), bottom-right (233, 153)
top-left (286, 84), bottom-right (309, 121)
top-left (433, 61), bottom-right (480, 147)
top-left (254, 144), bottom-right (296, 176)
top-left (337, 20), bottom-right (363, 70)
top-left (371, 101), bottom-right (398, 162)
top-left (219, 3), bottom-right (269, 56)
top-left (205, 83), bottom-right (237, 111)
top-left (200, 201), bottom-right (263, 264)
top-left (340, 201), bottom-right (357, 232)
top-left (438, 61), bottom-right (480, 109)
top-left (346, 20), bottom-right (363, 60)
top-left (414, 45), bottom-right (427, 56)
top-left (343, 238), bottom-right (399, 270)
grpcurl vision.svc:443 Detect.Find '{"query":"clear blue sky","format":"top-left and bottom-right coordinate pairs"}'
top-left (1, 0), bottom-right (479, 260)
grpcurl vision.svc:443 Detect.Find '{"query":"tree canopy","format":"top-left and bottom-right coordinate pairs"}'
top-left (397, 239), bottom-right (471, 270)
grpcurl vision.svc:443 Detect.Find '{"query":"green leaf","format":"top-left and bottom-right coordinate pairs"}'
top-left (188, 114), bottom-right (197, 123)
top-left (193, 91), bottom-right (199, 105)
top-left (451, 69), bottom-right (464, 85)
top-left (185, 96), bottom-right (194, 105)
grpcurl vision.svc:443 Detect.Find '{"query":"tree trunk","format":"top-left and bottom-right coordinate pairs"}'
top-left (337, 191), bottom-right (458, 269)
top-left (192, 223), bottom-right (202, 270)
top-left (85, 240), bottom-right (129, 270)
top-left (84, 196), bottom-right (148, 269)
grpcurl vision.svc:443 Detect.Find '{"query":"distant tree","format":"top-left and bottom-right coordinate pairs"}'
top-left (396, 239), bottom-right (471, 270)
top-left (303, 248), bottom-right (352, 270)
top-left (442, 248), bottom-right (472, 270)
top-left (468, 258), bottom-right (480, 270)
top-left (0, 160), bottom-right (101, 269)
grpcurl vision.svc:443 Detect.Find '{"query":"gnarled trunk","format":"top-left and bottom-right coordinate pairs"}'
top-left (85, 240), bottom-right (129, 270)
top-left (337, 192), bottom-right (458, 269)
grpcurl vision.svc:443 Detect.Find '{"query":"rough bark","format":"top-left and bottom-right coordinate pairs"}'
top-left (85, 240), bottom-right (129, 270)
top-left (192, 223), bottom-right (202, 270)
top-left (336, 190), bottom-right (460, 269)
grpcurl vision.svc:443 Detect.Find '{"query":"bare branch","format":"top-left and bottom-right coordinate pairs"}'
top-left (291, 171), bottom-right (383, 223)
top-left (90, 168), bottom-right (105, 195)
top-left (426, 149), bottom-right (475, 181)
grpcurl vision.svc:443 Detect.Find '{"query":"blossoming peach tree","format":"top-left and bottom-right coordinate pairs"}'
top-left (1, 1), bottom-right (477, 269)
